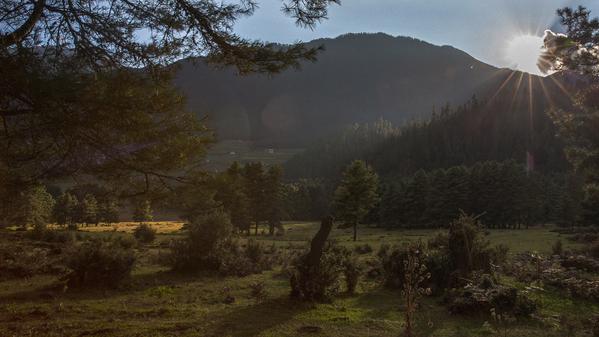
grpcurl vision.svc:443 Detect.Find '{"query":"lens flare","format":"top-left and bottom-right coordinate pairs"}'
top-left (504, 34), bottom-right (545, 76)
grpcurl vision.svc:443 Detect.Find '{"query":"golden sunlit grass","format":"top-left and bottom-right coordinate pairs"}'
top-left (48, 221), bottom-right (185, 234)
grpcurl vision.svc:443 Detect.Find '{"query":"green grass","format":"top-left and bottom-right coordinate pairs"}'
top-left (0, 224), bottom-right (594, 337)
top-left (250, 222), bottom-right (582, 255)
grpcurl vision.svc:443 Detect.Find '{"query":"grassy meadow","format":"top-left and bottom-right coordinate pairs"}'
top-left (0, 222), bottom-right (594, 337)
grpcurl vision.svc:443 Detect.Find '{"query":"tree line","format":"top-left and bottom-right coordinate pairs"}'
top-left (212, 162), bottom-right (285, 235)
top-left (376, 161), bottom-right (584, 229)
top-left (285, 96), bottom-right (571, 181)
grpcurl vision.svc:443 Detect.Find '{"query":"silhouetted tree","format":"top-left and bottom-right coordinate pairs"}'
top-left (54, 192), bottom-right (79, 227)
top-left (133, 200), bottom-right (153, 224)
top-left (333, 160), bottom-right (379, 241)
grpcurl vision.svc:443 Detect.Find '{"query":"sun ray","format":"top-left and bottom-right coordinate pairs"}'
top-left (547, 75), bottom-right (576, 103)
top-left (509, 72), bottom-right (525, 110)
top-left (488, 70), bottom-right (516, 104)
top-left (528, 73), bottom-right (534, 142)
top-left (536, 76), bottom-right (555, 107)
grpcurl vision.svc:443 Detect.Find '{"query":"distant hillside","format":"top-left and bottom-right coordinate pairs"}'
top-left (174, 33), bottom-right (510, 146)
top-left (175, 33), bottom-right (583, 153)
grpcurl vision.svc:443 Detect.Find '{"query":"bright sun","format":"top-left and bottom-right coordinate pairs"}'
top-left (505, 34), bottom-right (545, 76)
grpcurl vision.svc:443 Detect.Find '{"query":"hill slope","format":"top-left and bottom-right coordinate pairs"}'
top-left (175, 33), bottom-right (581, 153)
top-left (174, 33), bottom-right (512, 145)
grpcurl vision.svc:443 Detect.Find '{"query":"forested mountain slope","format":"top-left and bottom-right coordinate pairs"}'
top-left (175, 33), bottom-right (571, 146)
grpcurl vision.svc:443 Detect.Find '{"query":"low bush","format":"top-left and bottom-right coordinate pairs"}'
top-left (427, 231), bottom-right (449, 250)
top-left (248, 281), bottom-right (267, 301)
top-left (378, 243), bottom-right (452, 293)
top-left (220, 240), bottom-right (275, 277)
top-left (290, 242), bottom-right (358, 301)
top-left (343, 254), bottom-right (361, 294)
top-left (552, 239), bottom-right (564, 256)
top-left (425, 250), bottom-right (454, 293)
top-left (377, 243), bottom-right (411, 289)
top-left (168, 212), bottom-right (275, 277)
top-left (447, 213), bottom-right (493, 276)
top-left (168, 211), bottom-right (233, 272)
top-left (447, 274), bottom-right (536, 317)
top-left (26, 228), bottom-right (73, 244)
top-left (114, 235), bottom-right (136, 249)
top-left (64, 240), bottom-right (135, 288)
top-left (354, 243), bottom-right (373, 255)
top-left (588, 242), bottom-right (599, 259)
top-left (0, 246), bottom-right (56, 279)
top-left (133, 224), bottom-right (156, 243)
top-left (490, 244), bottom-right (509, 266)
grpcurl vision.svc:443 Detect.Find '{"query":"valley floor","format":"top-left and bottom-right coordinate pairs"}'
top-left (0, 223), bottom-right (596, 337)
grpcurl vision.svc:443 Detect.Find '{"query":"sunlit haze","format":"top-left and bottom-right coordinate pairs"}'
top-left (504, 35), bottom-right (546, 75)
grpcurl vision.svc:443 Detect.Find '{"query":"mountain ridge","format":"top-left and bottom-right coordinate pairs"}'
top-left (173, 33), bottom-right (576, 147)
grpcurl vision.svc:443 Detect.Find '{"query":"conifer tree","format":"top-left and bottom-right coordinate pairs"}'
top-left (80, 194), bottom-right (99, 226)
top-left (243, 162), bottom-right (267, 235)
top-left (333, 160), bottom-right (379, 241)
top-left (264, 165), bottom-right (285, 235)
top-left (133, 200), bottom-right (153, 224)
top-left (216, 162), bottom-right (252, 233)
top-left (54, 192), bottom-right (79, 227)
top-left (15, 185), bottom-right (55, 230)
top-left (99, 198), bottom-right (120, 225)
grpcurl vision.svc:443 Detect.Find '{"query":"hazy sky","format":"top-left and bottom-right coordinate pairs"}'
top-left (234, 0), bottom-right (599, 72)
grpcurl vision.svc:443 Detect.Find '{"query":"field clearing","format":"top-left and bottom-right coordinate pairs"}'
top-left (73, 221), bottom-right (185, 234)
top-left (203, 140), bottom-right (304, 171)
top-left (0, 224), bottom-right (592, 337)
top-left (57, 221), bottom-right (580, 253)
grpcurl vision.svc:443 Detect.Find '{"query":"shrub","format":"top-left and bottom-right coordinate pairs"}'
top-left (588, 242), bottom-right (599, 259)
top-left (402, 245), bottom-right (431, 337)
top-left (221, 286), bottom-right (235, 304)
top-left (377, 243), bottom-right (411, 289)
top-left (245, 239), bottom-right (265, 266)
top-left (26, 228), bottom-right (73, 244)
top-left (490, 244), bottom-right (509, 266)
top-left (219, 239), bottom-right (276, 277)
top-left (447, 274), bottom-right (536, 317)
top-left (249, 281), bottom-right (267, 301)
top-left (290, 242), bottom-right (356, 301)
top-left (0, 245), bottom-right (57, 279)
top-left (133, 223), bottom-right (156, 243)
top-left (168, 210), bottom-right (233, 272)
top-left (343, 255), bottom-right (361, 294)
top-left (64, 240), bottom-right (135, 287)
top-left (448, 212), bottom-right (493, 276)
top-left (425, 250), bottom-right (453, 293)
top-left (552, 239), bottom-right (564, 256)
top-left (67, 223), bottom-right (78, 231)
top-left (427, 231), bottom-right (449, 250)
top-left (354, 243), bottom-right (373, 255)
top-left (115, 235), bottom-right (136, 249)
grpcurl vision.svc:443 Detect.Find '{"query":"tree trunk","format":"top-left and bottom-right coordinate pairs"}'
top-left (306, 216), bottom-right (334, 267)
top-left (353, 221), bottom-right (357, 242)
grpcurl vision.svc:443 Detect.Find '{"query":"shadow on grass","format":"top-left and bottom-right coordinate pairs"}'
top-left (204, 296), bottom-right (309, 337)
top-left (0, 269), bottom-right (218, 303)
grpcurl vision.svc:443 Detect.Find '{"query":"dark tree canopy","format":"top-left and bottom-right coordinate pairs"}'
top-left (0, 0), bottom-right (340, 217)
top-left (542, 6), bottom-right (599, 225)
top-left (0, 0), bottom-right (339, 73)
